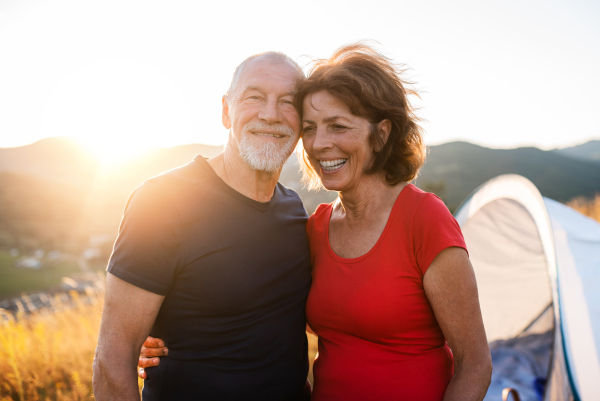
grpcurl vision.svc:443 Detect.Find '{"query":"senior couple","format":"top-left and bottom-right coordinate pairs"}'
top-left (93, 43), bottom-right (492, 401)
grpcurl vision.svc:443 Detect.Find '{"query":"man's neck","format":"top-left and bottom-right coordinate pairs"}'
top-left (208, 146), bottom-right (281, 203)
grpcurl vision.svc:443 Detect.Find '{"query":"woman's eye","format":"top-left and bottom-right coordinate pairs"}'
top-left (331, 124), bottom-right (347, 131)
top-left (302, 126), bottom-right (316, 135)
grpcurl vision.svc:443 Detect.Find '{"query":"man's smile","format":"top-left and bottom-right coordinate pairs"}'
top-left (251, 131), bottom-right (286, 138)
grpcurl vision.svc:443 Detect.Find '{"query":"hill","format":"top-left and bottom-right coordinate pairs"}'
top-left (1, 137), bottom-right (599, 251)
top-left (418, 141), bottom-right (600, 210)
top-left (0, 137), bottom-right (100, 187)
top-left (552, 140), bottom-right (600, 164)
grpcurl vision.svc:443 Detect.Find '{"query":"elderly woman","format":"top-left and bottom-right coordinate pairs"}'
top-left (139, 44), bottom-right (492, 400)
top-left (295, 44), bottom-right (491, 401)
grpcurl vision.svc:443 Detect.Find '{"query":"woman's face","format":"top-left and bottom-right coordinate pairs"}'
top-left (301, 90), bottom-right (375, 193)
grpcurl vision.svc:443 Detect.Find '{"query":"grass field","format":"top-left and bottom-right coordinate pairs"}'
top-left (0, 252), bottom-right (80, 299)
top-left (0, 291), bottom-right (111, 400)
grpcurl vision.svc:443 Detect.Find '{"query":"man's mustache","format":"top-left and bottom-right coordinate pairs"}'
top-left (243, 121), bottom-right (296, 138)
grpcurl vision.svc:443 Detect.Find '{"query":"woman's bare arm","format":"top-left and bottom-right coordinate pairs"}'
top-left (424, 247), bottom-right (492, 401)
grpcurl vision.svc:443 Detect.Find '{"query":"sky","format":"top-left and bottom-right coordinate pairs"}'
top-left (1, 0), bottom-right (599, 161)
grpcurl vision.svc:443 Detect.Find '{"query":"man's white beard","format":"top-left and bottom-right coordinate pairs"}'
top-left (238, 122), bottom-right (296, 173)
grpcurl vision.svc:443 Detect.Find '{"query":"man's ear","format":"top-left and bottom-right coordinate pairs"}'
top-left (375, 119), bottom-right (392, 151)
top-left (222, 96), bottom-right (231, 129)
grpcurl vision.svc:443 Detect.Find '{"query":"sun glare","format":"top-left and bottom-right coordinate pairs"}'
top-left (75, 135), bottom-right (153, 166)
top-left (41, 59), bottom-right (199, 163)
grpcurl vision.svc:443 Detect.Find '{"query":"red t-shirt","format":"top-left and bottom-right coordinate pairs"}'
top-left (305, 184), bottom-right (467, 401)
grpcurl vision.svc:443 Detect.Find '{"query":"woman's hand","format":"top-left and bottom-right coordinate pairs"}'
top-left (137, 336), bottom-right (169, 379)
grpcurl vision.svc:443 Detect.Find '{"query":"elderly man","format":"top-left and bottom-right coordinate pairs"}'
top-left (93, 52), bottom-right (312, 400)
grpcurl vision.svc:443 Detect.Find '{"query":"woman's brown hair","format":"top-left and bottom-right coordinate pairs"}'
top-left (294, 43), bottom-right (426, 190)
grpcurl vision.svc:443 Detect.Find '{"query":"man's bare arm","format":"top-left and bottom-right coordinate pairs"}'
top-left (93, 273), bottom-right (164, 401)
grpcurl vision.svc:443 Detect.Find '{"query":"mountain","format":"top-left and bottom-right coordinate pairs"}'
top-left (0, 137), bottom-right (224, 188)
top-left (0, 138), bottom-right (225, 252)
top-left (0, 137), bottom-right (100, 187)
top-left (418, 141), bottom-right (600, 210)
top-left (1, 137), bottom-right (599, 252)
top-left (552, 140), bottom-right (600, 164)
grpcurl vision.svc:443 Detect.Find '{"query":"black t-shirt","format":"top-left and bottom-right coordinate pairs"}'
top-left (107, 155), bottom-right (312, 401)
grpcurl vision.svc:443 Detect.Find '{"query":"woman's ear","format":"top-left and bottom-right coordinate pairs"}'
top-left (375, 119), bottom-right (392, 151)
top-left (222, 96), bottom-right (231, 129)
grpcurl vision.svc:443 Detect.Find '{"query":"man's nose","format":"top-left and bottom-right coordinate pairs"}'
top-left (258, 98), bottom-right (282, 124)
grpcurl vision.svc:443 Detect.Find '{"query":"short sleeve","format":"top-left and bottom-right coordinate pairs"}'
top-left (413, 194), bottom-right (467, 275)
top-left (107, 180), bottom-right (182, 295)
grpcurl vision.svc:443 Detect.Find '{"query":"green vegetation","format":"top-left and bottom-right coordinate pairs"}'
top-left (0, 251), bottom-right (80, 298)
top-left (418, 141), bottom-right (600, 211)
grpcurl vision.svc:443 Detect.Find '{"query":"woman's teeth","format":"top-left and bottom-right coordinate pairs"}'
top-left (320, 159), bottom-right (347, 171)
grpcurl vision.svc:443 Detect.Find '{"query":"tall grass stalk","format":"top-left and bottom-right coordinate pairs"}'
top-left (0, 291), bottom-right (107, 400)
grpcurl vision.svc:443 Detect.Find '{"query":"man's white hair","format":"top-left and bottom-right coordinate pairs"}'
top-left (225, 51), bottom-right (305, 102)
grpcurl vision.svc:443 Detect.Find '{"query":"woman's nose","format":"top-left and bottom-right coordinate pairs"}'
top-left (312, 128), bottom-right (332, 152)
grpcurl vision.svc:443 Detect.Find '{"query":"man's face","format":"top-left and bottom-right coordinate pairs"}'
top-left (222, 57), bottom-right (301, 173)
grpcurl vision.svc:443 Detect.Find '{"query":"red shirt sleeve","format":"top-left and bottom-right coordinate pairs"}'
top-left (412, 193), bottom-right (467, 275)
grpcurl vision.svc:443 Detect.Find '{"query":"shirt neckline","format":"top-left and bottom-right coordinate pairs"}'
top-left (325, 183), bottom-right (413, 263)
top-left (193, 155), bottom-right (278, 212)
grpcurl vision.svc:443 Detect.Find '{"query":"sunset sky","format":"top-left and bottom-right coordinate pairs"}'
top-left (1, 0), bottom-right (599, 162)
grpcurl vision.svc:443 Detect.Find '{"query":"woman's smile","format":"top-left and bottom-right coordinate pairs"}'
top-left (319, 158), bottom-right (348, 172)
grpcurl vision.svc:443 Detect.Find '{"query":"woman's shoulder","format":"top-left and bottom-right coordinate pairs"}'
top-left (309, 202), bottom-right (334, 220)
top-left (307, 202), bottom-right (334, 236)
top-left (401, 184), bottom-right (447, 214)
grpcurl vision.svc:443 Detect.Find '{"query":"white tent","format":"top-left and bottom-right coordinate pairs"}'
top-left (454, 174), bottom-right (600, 401)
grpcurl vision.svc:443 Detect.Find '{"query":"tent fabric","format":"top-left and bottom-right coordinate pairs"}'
top-left (453, 174), bottom-right (600, 401)
top-left (461, 198), bottom-right (551, 342)
top-left (545, 198), bottom-right (600, 400)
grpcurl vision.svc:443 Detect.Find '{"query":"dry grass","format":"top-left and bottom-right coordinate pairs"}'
top-left (566, 193), bottom-right (600, 223)
top-left (0, 290), bottom-right (133, 401)
top-left (0, 290), bottom-right (318, 400)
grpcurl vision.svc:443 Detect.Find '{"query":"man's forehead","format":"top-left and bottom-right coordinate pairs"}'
top-left (237, 57), bottom-right (299, 90)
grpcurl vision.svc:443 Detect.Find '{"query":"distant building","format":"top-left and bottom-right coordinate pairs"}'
top-left (15, 257), bottom-right (41, 269)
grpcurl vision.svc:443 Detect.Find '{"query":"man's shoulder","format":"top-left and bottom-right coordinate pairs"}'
top-left (277, 182), bottom-right (303, 201)
top-left (277, 183), bottom-right (307, 207)
top-left (141, 156), bottom-right (211, 200)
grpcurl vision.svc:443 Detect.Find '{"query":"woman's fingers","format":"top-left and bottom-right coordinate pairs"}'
top-left (138, 356), bottom-right (160, 368)
top-left (141, 345), bottom-right (168, 357)
top-left (143, 336), bottom-right (165, 348)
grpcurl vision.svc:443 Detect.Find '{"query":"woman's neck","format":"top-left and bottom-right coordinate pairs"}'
top-left (336, 175), bottom-right (408, 225)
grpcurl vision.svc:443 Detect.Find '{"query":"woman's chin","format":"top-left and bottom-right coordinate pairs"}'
top-left (318, 177), bottom-right (347, 192)
top-left (317, 164), bottom-right (354, 192)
